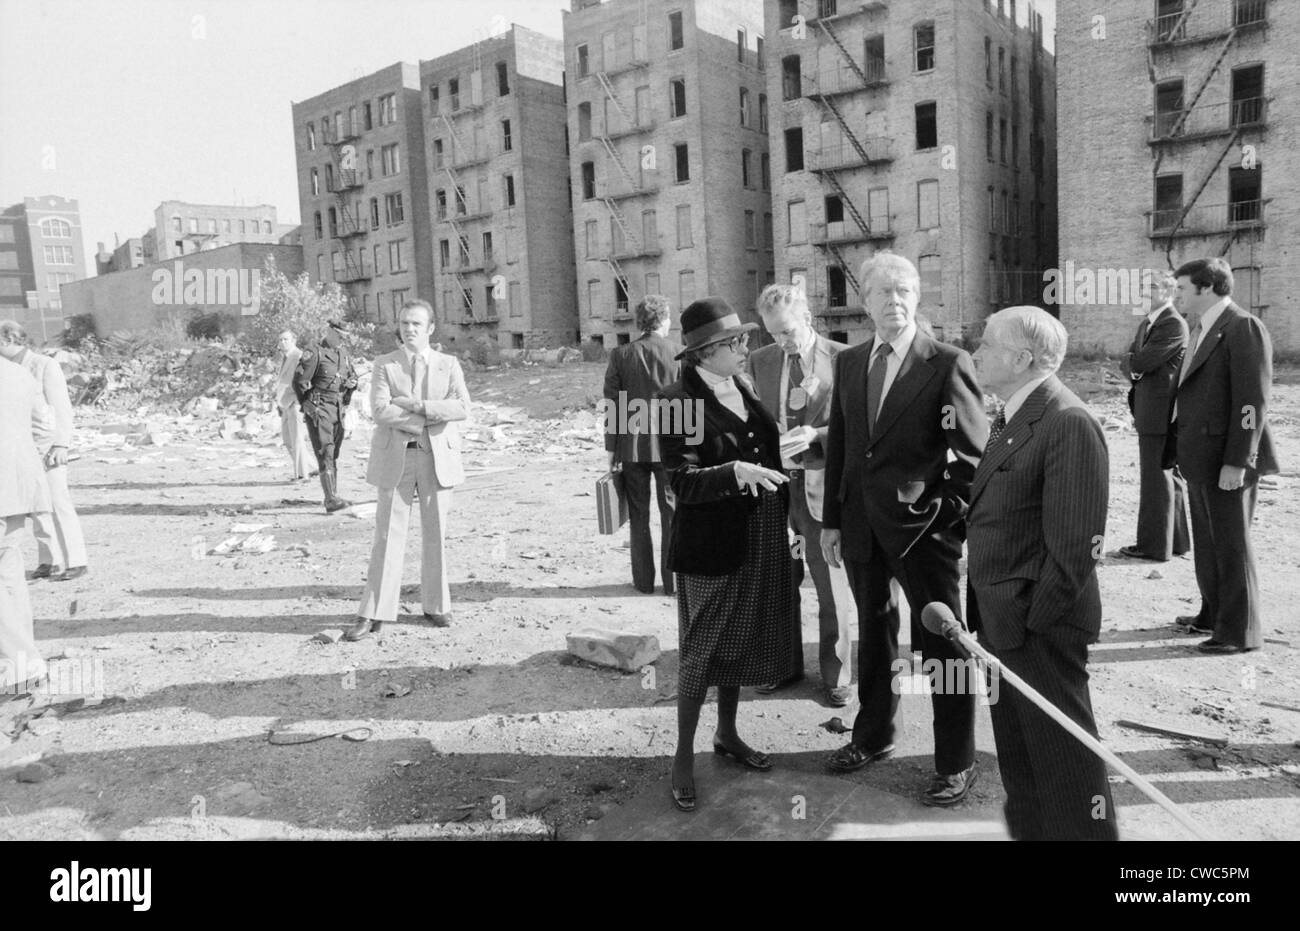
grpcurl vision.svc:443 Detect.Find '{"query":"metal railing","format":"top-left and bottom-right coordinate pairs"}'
top-left (810, 217), bottom-right (892, 243)
top-left (805, 137), bottom-right (894, 170)
top-left (1151, 96), bottom-right (1267, 139)
top-left (804, 59), bottom-right (887, 96)
top-left (1149, 0), bottom-right (1267, 44)
top-left (1148, 200), bottom-right (1265, 235)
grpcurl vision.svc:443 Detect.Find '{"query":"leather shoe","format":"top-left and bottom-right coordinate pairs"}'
top-left (827, 742), bottom-right (894, 773)
top-left (671, 783), bottom-right (696, 813)
top-left (54, 566), bottom-right (88, 582)
top-left (1176, 615), bottom-right (1214, 634)
top-left (712, 739), bottom-right (773, 771)
top-left (1116, 545), bottom-right (1164, 562)
top-left (824, 685), bottom-right (852, 708)
top-left (344, 617), bottom-right (382, 641)
top-left (1197, 638), bottom-right (1254, 654)
top-left (29, 563), bottom-right (59, 580)
top-left (924, 764), bottom-right (977, 807)
top-left (424, 612), bottom-right (451, 628)
top-left (755, 673), bottom-right (804, 694)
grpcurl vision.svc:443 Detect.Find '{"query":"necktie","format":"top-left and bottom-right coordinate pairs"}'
top-left (412, 353), bottom-right (427, 399)
top-left (1180, 322), bottom-right (1201, 383)
top-left (985, 405), bottom-right (1007, 452)
top-left (785, 352), bottom-right (805, 429)
top-left (866, 342), bottom-right (891, 437)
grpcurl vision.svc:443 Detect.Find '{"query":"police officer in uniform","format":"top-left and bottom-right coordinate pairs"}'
top-left (295, 319), bottom-right (358, 512)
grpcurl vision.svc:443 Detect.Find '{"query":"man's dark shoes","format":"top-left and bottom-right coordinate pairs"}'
top-left (1197, 638), bottom-right (1254, 655)
top-left (924, 764), bottom-right (977, 807)
top-left (824, 685), bottom-right (852, 708)
top-left (344, 617), bottom-right (382, 642)
top-left (424, 612), bottom-right (452, 628)
top-left (28, 564), bottom-right (59, 581)
top-left (712, 739), bottom-right (773, 771)
top-left (53, 566), bottom-right (88, 582)
top-left (1116, 545), bottom-right (1164, 561)
top-left (827, 742), bottom-right (894, 773)
top-left (1176, 614), bottom-right (1214, 634)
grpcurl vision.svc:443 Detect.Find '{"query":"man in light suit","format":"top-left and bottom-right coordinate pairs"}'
top-left (0, 321), bottom-right (88, 582)
top-left (1171, 258), bottom-right (1277, 653)
top-left (1116, 272), bottom-right (1190, 561)
top-left (746, 284), bottom-right (853, 706)
top-left (0, 354), bottom-right (53, 692)
top-left (602, 295), bottom-right (681, 595)
top-left (821, 254), bottom-right (986, 806)
top-left (968, 306), bottom-right (1116, 841)
top-left (346, 299), bottom-right (470, 641)
top-left (274, 330), bottom-right (313, 482)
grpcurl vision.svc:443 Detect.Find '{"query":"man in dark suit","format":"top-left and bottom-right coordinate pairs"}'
top-left (1172, 258), bottom-right (1278, 653)
top-left (602, 295), bottom-right (682, 595)
top-left (821, 254), bottom-right (986, 806)
top-left (1117, 270), bottom-right (1190, 561)
top-left (746, 284), bottom-right (853, 706)
top-left (968, 305), bottom-right (1117, 841)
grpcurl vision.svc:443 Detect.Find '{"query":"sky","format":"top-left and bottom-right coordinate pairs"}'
top-left (1, 0), bottom-right (1055, 278)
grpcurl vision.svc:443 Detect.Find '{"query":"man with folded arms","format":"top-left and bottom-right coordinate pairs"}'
top-left (347, 300), bottom-right (470, 641)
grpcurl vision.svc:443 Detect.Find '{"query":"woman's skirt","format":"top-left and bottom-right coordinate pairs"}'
top-left (675, 490), bottom-right (795, 700)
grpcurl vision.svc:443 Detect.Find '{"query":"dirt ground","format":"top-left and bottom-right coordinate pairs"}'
top-left (1, 357), bottom-right (1298, 841)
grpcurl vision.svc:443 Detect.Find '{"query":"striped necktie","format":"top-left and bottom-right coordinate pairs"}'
top-left (985, 405), bottom-right (1007, 452)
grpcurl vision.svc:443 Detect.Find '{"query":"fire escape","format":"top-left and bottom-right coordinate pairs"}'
top-left (328, 122), bottom-right (368, 315)
top-left (590, 7), bottom-right (654, 322)
top-left (1145, 0), bottom-right (1270, 266)
top-left (803, 2), bottom-right (892, 314)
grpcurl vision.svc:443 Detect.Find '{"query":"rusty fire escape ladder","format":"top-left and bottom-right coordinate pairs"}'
top-left (815, 17), bottom-right (869, 87)
top-left (1172, 28), bottom-right (1239, 139)
top-left (596, 72), bottom-right (633, 128)
top-left (602, 197), bottom-right (641, 255)
top-left (824, 242), bottom-right (861, 300)
top-left (812, 91), bottom-right (872, 166)
top-left (603, 257), bottom-right (629, 303)
top-left (822, 170), bottom-right (871, 237)
top-left (599, 137), bottom-right (639, 192)
top-left (1165, 128), bottom-right (1243, 261)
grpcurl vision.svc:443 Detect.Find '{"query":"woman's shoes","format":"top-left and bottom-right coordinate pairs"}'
top-left (712, 740), bottom-right (773, 771)
top-left (671, 783), bottom-right (696, 813)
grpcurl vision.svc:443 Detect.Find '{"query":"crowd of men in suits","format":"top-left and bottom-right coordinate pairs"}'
top-left (602, 253), bottom-right (1276, 840)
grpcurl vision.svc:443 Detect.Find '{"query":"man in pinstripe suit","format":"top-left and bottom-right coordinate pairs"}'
top-left (968, 306), bottom-right (1118, 841)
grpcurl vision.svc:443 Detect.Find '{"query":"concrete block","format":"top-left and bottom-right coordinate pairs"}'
top-left (565, 628), bottom-right (660, 672)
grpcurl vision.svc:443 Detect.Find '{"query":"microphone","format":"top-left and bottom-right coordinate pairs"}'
top-left (920, 602), bottom-right (963, 641)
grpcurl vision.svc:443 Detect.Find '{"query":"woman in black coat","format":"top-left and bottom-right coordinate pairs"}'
top-left (657, 298), bottom-right (795, 812)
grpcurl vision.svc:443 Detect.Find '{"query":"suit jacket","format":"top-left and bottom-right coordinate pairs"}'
top-left (14, 347), bottom-right (73, 450)
top-left (1174, 302), bottom-right (1278, 485)
top-left (658, 365), bottom-right (786, 577)
top-left (602, 333), bottom-right (682, 463)
top-left (745, 335), bottom-right (843, 519)
top-left (366, 348), bottom-right (470, 489)
top-left (823, 330), bottom-right (986, 561)
top-left (1121, 305), bottom-right (1187, 436)
top-left (0, 356), bottom-right (52, 519)
top-left (967, 377), bottom-right (1108, 651)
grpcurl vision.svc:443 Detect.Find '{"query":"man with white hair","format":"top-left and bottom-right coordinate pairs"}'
top-left (968, 305), bottom-right (1117, 840)
top-left (821, 253), bottom-right (986, 805)
top-left (746, 283), bottom-right (853, 706)
top-left (1117, 271), bottom-right (1189, 561)
top-left (274, 330), bottom-right (313, 481)
top-left (0, 320), bottom-right (88, 583)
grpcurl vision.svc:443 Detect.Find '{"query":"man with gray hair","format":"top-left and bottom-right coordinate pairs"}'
top-left (968, 305), bottom-right (1117, 840)
top-left (746, 283), bottom-right (853, 705)
top-left (0, 320), bottom-right (88, 582)
top-left (602, 296), bottom-right (682, 594)
top-left (1117, 270), bottom-right (1189, 561)
top-left (821, 253), bottom-right (986, 805)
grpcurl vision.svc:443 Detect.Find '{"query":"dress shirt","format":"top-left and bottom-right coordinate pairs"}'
top-left (1003, 374), bottom-right (1052, 425)
top-left (867, 322), bottom-right (917, 419)
top-left (697, 364), bottom-right (748, 421)
top-left (1192, 296), bottom-right (1231, 355)
top-left (401, 345), bottom-right (433, 448)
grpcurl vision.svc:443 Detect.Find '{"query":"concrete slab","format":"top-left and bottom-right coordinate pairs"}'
top-left (573, 753), bottom-right (1009, 841)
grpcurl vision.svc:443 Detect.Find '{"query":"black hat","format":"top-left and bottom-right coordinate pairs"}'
top-left (674, 297), bottom-right (758, 360)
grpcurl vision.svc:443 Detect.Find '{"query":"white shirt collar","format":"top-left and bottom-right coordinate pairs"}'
top-left (870, 322), bottom-right (916, 361)
top-left (1004, 374), bottom-right (1052, 424)
top-left (1197, 295), bottom-right (1231, 333)
top-left (403, 345), bottom-right (430, 367)
top-left (696, 364), bottom-right (733, 388)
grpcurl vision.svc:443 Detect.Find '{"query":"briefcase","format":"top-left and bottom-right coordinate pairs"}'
top-left (596, 470), bottom-right (628, 535)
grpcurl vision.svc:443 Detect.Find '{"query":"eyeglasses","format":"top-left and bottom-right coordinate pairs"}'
top-left (722, 333), bottom-right (749, 352)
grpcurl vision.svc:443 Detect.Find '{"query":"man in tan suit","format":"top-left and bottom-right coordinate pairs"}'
top-left (1, 355), bottom-right (53, 692)
top-left (745, 284), bottom-right (854, 706)
top-left (274, 330), bottom-right (313, 481)
top-left (0, 321), bottom-right (87, 582)
top-left (346, 300), bottom-right (470, 641)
